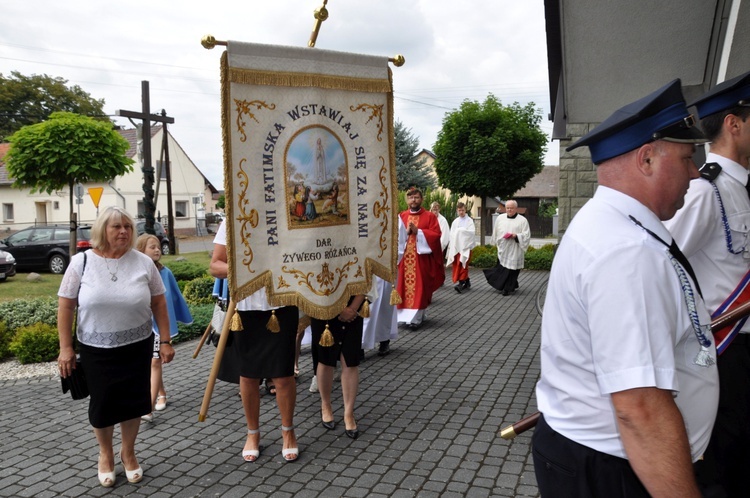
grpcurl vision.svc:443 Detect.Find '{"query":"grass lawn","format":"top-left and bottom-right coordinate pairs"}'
top-left (0, 252), bottom-right (211, 303)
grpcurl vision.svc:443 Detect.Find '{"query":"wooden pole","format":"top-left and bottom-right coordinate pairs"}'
top-left (499, 299), bottom-right (750, 439)
top-left (198, 300), bottom-right (236, 421)
top-left (192, 322), bottom-right (214, 359)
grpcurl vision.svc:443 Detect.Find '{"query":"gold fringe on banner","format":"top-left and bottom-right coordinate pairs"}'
top-left (231, 311), bottom-right (243, 331)
top-left (266, 310), bottom-right (281, 332)
top-left (390, 288), bottom-right (402, 305)
top-left (298, 314), bottom-right (312, 333)
top-left (319, 323), bottom-right (335, 347)
top-left (360, 300), bottom-right (370, 318)
top-left (228, 68), bottom-right (391, 94)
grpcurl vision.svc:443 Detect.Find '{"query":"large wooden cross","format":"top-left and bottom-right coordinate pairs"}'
top-left (116, 81), bottom-right (175, 236)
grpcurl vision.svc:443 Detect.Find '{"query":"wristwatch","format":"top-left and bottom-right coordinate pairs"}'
top-left (160, 340), bottom-right (173, 345)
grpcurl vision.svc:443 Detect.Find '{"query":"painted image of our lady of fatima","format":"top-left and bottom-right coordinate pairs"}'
top-left (285, 126), bottom-right (350, 229)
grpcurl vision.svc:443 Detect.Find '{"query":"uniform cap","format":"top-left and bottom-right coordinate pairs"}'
top-left (567, 79), bottom-right (707, 164)
top-left (690, 70), bottom-right (750, 119)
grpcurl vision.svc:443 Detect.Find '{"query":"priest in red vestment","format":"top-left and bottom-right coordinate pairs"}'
top-left (396, 187), bottom-right (445, 329)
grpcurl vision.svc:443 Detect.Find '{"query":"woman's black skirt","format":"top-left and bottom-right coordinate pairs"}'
top-left (218, 306), bottom-right (298, 381)
top-left (79, 336), bottom-right (152, 429)
top-left (311, 315), bottom-right (364, 368)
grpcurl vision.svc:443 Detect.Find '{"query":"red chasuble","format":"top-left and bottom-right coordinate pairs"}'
top-left (397, 208), bottom-right (445, 310)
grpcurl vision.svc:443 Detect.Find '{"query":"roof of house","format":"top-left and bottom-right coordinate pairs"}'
top-left (513, 166), bottom-right (559, 198)
top-left (119, 125), bottom-right (163, 158)
top-left (0, 143), bottom-right (11, 186)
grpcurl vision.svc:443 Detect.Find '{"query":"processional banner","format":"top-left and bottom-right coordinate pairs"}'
top-left (221, 42), bottom-right (398, 320)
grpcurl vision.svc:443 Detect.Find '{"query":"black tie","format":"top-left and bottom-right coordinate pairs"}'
top-left (668, 240), bottom-right (702, 299)
top-left (745, 176), bottom-right (750, 200)
top-left (629, 215), bottom-right (703, 299)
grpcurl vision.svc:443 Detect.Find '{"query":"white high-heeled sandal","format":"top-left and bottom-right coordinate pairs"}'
top-left (98, 455), bottom-right (116, 487)
top-left (120, 453), bottom-right (143, 483)
top-left (242, 428), bottom-right (260, 462)
top-left (98, 470), bottom-right (115, 488)
top-left (281, 425), bottom-right (299, 462)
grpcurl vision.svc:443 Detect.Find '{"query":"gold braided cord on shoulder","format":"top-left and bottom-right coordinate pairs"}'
top-left (228, 67), bottom-right (391, 94)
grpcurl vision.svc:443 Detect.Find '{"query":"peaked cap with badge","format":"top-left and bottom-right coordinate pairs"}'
top-left (567, 79), bottom-right (707, 165)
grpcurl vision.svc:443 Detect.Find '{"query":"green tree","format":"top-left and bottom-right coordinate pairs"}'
top-left (395, 120), bottom-right (436, 191)
top-left (0, 71), bottom-right (107, 141)
top-left (6, 112), bottom-right (134, 252)
top-left (216, 194), bottom-right (226, 210)
top-left (433, 95), bottom-right (547, 244)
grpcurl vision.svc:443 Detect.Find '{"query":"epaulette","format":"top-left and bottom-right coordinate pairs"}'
top-left (699, 162), bottom-right (722, 181)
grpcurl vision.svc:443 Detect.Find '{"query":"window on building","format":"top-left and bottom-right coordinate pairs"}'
top-left (53, 201), bottom-right (60, 210)
top-left (137, 201), bottom-right (146, 218)
top-left (2, 203), bottom-right (13, 221)
top-left (175, 201), bottom-right (188, 218)
top-left (156, 160), bottom-right (171, 180)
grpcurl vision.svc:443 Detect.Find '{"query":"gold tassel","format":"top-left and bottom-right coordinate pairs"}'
top-left (230, 311), bottom-right (243, 331)
top-left (266, 310), bottom-right (280, 332)
top-left (390, 288), bottom-right (402, 305)
top-left (319, 323), bottom-right (334, 347)
top-left (360, 300), bottom-right (370, 318)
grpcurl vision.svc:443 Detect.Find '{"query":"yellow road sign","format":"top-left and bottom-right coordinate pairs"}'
top-left (88, 187), bottom-right (104, 208)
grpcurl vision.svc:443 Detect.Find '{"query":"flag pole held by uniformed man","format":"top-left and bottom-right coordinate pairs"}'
top-left (500, 299), bottom-right (750, 439)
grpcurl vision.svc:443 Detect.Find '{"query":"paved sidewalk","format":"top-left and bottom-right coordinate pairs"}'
top-left (0, 268), bottom-right (545, 497)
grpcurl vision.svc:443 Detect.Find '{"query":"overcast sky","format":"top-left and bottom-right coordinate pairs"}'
top-left (0, 0), bottom-right (556, 189)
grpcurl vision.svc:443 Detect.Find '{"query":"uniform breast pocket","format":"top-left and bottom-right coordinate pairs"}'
top-left (727, 214), bottom-right (750, 255)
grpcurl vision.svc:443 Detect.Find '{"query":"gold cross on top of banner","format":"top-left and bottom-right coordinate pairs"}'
top-left (200, 1), bottom-right (405, 66)
top-left (308, 0), bottom-right (329, 48)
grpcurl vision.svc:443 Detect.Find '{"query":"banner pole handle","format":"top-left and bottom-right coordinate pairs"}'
top-left (198, 300), bottom-right (236, 421)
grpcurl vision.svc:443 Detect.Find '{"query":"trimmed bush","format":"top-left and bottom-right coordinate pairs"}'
top-left (164, 260), bottom-right (208, 282)
top-left (175, 303), bottom-right (213, 344)
top-left (182, 276), bottom-right (215, 306)
top-left (469, 243), bottom-right (556, 270)
top-left (0, 297), bottom-right (58, 332)
top-left (525, 244), bottom-right (556, 271)
top-left (9, 322), bottom-right (59, 364)
top-left (0, 321), bottom-right (14, 360)
top-left (469, 244), bottom-right (497, 269)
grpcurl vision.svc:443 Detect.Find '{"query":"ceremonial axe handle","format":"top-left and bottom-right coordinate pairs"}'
top-left (499, 299), bottom-right (750, 440)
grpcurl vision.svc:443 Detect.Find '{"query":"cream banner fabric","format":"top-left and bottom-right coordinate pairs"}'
top-left (221, 42), bottom-right (398, 320)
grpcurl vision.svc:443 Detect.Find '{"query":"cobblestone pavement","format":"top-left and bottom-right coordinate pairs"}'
top-left (0, 268), bottom-right (544, 497)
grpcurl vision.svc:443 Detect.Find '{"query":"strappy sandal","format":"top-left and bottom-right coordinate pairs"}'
top-left (155, 395), bottom-right (167, 411)
top-left (264, 379), bottom-right (276, 396)
top-left (281, 425), bottom-right (299, 462)
top-left (242, 428), bottom-right (261, 462)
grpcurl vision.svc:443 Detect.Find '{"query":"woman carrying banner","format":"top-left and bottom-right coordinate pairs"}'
top-left (209, 220), bottom-right (299, 463)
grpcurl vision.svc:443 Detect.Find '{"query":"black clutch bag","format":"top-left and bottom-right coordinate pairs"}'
top-left (61, 358), bottom-right (89, 400)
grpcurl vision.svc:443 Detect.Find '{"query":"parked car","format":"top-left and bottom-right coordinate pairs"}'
top-left (136, 220), bottom-right (171, 255)
top-left (0, 249), bottom-right (17, 281)
top-left (0, 224), bottom-right (92, 274)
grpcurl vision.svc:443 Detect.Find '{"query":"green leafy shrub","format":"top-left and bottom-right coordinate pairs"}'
top-left (182, 276), bottom-right (215, 305)
top-left (525, 244), bottom-right (556, 270)
top-left (469, 244), bottom-right (497, 269)
top-left (164, 260), bottom-right (208, 282)
top-left (0, 297), bottom-right (58, 332)
top-left (0, 321), bottom-right (14, 360)
top-left (397, 189), bottom-right (474, 226)
top-left (175, 303), bottom-right (213, 344)
top-left (9, 322), bottom-right (59, 364)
